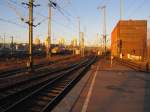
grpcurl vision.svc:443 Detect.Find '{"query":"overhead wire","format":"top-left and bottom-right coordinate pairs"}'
top-left (0, 17), bottom-right (27, 28)
top-left (127, 0), bottom-right (147, 18)
top-left (51, 0), bottom-right (77, 25)
top-left (1, 0), bottom-right (77, 35)
top-left (34, 11), bottom-right (77, 32)
top-left (4, 0), bottom-right (27, 22)
top-left (9, 0), bottom-right (77, 29)
top-left (34, 0), bottom-right (77, 31)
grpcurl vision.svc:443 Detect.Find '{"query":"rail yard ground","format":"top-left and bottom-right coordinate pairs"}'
top-left (52, 56), bottom-right (150, 112)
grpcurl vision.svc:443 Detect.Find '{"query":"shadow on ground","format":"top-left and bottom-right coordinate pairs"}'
top-left (144, 73), bottom-right (150, 112)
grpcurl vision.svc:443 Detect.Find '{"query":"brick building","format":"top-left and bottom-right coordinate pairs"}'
top-left (111, 20), bottom-right (147, 60)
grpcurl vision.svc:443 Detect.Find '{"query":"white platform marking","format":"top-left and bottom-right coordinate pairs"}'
top-left (81, 66), bottom-right (98, 112)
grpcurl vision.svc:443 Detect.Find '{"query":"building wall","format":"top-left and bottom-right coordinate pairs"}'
top-left (111, 20), bottom-right (147, 60)
top-left (111, 24), bottom-right (119, 56)
top-left (148, 39), bottom-right (150, 59)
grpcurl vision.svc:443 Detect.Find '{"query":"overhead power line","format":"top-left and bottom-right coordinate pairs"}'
top-left (7, 0), bottom-right (20, 6)
top-left (5, 0), bottom-right (27, 22)
top-left (49, 0), bottom-right (72, 22)
top-left (98, 0), bottom-right (110, 6)
top-left (0, 17), bottom-right (26, 28)
top-left (30, 11), bottom-right (77, 32)
top-left (128, 0), bottom-right (146, 18)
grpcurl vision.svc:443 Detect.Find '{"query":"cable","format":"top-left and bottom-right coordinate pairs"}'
top-left (7, 0), bottom-right (20, 6)
top-left (104, 0), bottom-right (111, 6)
top-left (128, 0), bottom-right (146, 18)
top-left (0, 18), bottom-right (27, 28)
top-left (4, 0), bottom-right (27, 22)
top-left (34, 13), bottom-right (77, 32)
top-left (34, 9), bottom-right (77, 31)
top-left (99, 0), bottom-right (106, 6)
top-left (52, 19), bottom-right (77, 32)
top-left (2, 0), bottom-right (77, 31)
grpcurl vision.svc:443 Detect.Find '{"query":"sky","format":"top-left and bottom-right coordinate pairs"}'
top-left (0, 0), bottom-right (150, 46)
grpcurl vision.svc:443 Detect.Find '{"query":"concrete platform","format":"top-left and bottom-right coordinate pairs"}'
top-left (52, 58), bottom-right (150, 112)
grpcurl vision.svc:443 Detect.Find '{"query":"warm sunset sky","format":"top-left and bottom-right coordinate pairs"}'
top-left (0, 0), bottom-right (150, 46)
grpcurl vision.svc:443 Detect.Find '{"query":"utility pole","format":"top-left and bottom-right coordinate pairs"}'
top-left (0, 35), bottom-right (2, 48)
top-left (3, 34), bottom-right (5, 48)
top-left (28, 0), bottom-right (34, 70)
top-left (103, 6), bottom-right (107, 54)
top-left (21, 1), bottom-right (40, 71)
top-left (80, 32), bottom-right (84, 57)
top-left (22, 0), bottom-right (40, 71)
top-left (77, 17), bottom-right (80, 46)
top-left (10, 36), bottom-right (14, 56)
top-left (82, 26), bottom-right (86, 57)
top-left (47, 3), bottom-right (52, 58)
top-left (96, 33), bottom-right (99, 48)
top-left (98, 6), bottom-right (107, 54)
top-left (47, 0), bottom-right (58, 58)
top-left (9, 0), bottom-right (39, 65)
top-left (77, 17), bottom-right (81, 55)
top-left (119, 0), bottom-right (123, 58)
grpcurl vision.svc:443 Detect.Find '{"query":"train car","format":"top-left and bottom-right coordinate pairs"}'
top-left (51, 47), bottom-right (61, 54)
top-left (51, 47), bottom-right (71, 55)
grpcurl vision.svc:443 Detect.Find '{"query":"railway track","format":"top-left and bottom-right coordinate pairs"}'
top-left (0, 55), bottom-right (96, 112)
top-left (0, 55), bottom-right (77, 78)
top-left (115, 57), bottom-right (149, 72)
top-left (0, 56), bottom-right (84, 89)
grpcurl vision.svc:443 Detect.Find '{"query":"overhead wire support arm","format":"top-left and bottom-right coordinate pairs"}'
top-left (22, 1), bottom-right (40, 7)
top-left (22, 1), bottom-right (40, 27)
top-left (49, 0), bottom-right (57, 8)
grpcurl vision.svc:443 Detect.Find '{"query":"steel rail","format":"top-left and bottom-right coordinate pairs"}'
top-left (115, 57), bottom-right (149, 72)
top-left (1, 56), bottom-right (96, 112)
top-left (0, 57), bottom-right (91, 112)
top-left (0, 55), bottom-right (76, 78)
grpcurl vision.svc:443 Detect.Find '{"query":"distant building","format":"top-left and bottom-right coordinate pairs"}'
top-left (71, 38), bottom-right (77, 47)
top-left (34, 37), bottom-right (40, 45)
top-left (111, 20), bottom-right (147, 60)
top-left (79, 32), bottom-right (85, 56)
top-left (44, 37), bottom-right (50, 47)
top-left (58, 38), bottom-right (65, 46)
top-left (79, 32), bottom-right (84, 49)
